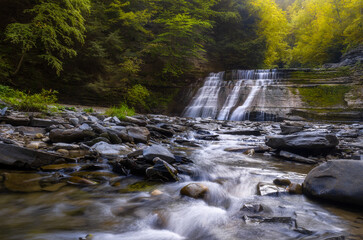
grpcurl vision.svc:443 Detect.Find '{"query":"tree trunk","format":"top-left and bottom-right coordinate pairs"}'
top-left (12, 53), bottom-right (25, 75)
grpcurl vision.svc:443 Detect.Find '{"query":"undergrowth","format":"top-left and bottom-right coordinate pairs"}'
top-left (0, 85), bottom-right (58, 112)
top-left (105, 103), bottom-right (135, 120)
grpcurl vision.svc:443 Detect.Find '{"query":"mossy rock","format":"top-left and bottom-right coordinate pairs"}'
top-left (119, 181), bottom-right (160, 193)
top-left (41, 163), bottom-right (80, 171)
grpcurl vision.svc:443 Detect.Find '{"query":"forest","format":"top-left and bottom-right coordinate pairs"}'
top-left (0, 0), bottom-right (362, 109)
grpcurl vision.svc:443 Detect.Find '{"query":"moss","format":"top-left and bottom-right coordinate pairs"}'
top-left (289, 68), bottom-right (351, 80)
top-left (298, 85), bottom-right (352, 107)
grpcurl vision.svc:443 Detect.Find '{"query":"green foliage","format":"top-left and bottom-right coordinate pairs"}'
top-left (105, 103), bottom-right (135, 119)
top-left (298, 85), bottom-right (352, 107)
top-left (0, 85), bottom-right (58, 112)
top-left (83, 107), bottom-right (94, 113)
top-left (4, 0), bottom-right (90, 75)
top-left (126, 84), bottom-right (150, 110)
top-left (288, 0), bottom-right (363, 67)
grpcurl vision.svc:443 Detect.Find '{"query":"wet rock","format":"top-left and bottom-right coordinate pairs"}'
top-left (280, 123), bottom-right (304, 135)
top-left (143, 145), bottom-right (175, 163)
top-left (67, 176), bottom-right (98, 185)
top-left (57, 149), bottom-right (69, 155)
top-left (151, 189), bottom-right (163, 196)
top-left (277, 150), bottom-right (318, 164)
top-left (120, 181), bottom-right (159, 193)
top-left (195, 134), bottom-right (219, 140)
top-left (4, 172), bottom-right (42, 192)
top-left (0, 142), bottom-right (68, 168)
top-left (0, 115), bottom-right (30, 126)
top-left (79, 123), bottom-right (92, 131)
top-left (124, 116), bottom-right (147, 126)
top-left (52, 143), bottom-right (80, 150)
top-left (49, 129), bottom-right (95, 143)
top-left (174, 139), bottom-right (200, 147)
top-left (294, 211), bottom-right (334, 234)
top-left (303, 160), bottom-right (363, 206)
top-left (146, 158), bottom-right (179, 182)
top-left (220, 129), bottom-right (261, 136)
top-left (69, 118), bottom-right (79, 126)
top-left (3, 172), bottom-right (65, 192)
top-left (15, 126), bottom-right (46, 136)
top-left (257, 182), bottom-right (286, 196)
top-left (71, 171), bottom-right (118, 181)
top-left (288, 183), bottom-right (303, 194)
top-left (41, 163), bottom-right (79, 171)
top-left (240, 204), bottom-right (265, 213)
top-left (265, 132), bottom-right (339, 154)
top-left (127, 149), bottom-right (144, 158)
top-left (126, 126), bottom-right (150, 143)
top-left (91, 141), bottom-right (131, 157)
top-left (30, 118), bottom-right (60, 128)
top-left (26, 141), bottom-right (47, 149)
top-left (146, 125), bottom-right (174, 137)
top-left (84, 137), bottom-right (111, 146)
top-left (180, 183), bottom-right (208, 199)
top-left (107, 128), bottom-right (134, 143)
top-left (273, 178), bottom-right (291, 186)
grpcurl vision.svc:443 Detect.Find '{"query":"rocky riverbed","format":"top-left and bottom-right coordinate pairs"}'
top-left (0, 108), bottom-right (362, 240)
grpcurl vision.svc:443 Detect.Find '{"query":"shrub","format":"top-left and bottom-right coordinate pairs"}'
top-left (105, 103), bottom-right (135, 120)
top-left (0, 85), bottom-right (58, 112)
top-left (83, 107), bottom-right (94, 113)
top-left (126, 84), bottom-right (150, 110)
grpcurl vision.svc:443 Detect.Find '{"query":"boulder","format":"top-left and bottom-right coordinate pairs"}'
top-left (50, 129), bottom-right (95, 143)
top-left (124, 116), bottom-right (147, 126)
top-left (280, 123), bottom-right (304, 135)
top-left (126, 126), bottom-right (150, 143)
top-left (303, 160), bottom-right (363, 206)
top-left (265, 132), bottom-right (339, 154)
top-left (146, 158), bottom-right (179, 182)
top-left (0, 142), bottom-right (68, 168)
top-left (146, 125), bottom-right (174, 137)
top-left (143, 145), bottom-right (175, 163)
top-left (91, 141), bottom-right (131, 157)
top-left (180, 183), bottom-right (208, 199)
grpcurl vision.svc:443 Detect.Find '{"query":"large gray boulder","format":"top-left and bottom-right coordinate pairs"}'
top-left (303, 160), bottom-right (363, 206)
top-left (0, 142), bottom-right (67, 168)
top-left (265, 132), bottom-right (338, 153)
top-left (143, 145), bottom-right (175, 163)
top-left (126, 126), bottom-right (150, 143)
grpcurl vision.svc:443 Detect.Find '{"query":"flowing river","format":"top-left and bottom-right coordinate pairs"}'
top-left (0, 118), bottom-right (362, 240)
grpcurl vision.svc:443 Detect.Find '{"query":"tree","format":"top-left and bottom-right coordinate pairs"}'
top-left (4, 0), bottom-right (90, 75)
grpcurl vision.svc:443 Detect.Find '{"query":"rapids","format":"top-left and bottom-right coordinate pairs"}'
top-left (0, 119), bottom-right (362, 240)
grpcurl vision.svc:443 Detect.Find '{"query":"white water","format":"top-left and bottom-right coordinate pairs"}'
top-left (183, 69), bottom-right (279, 121)
top-left (182, 72), bottom-right (224, 119)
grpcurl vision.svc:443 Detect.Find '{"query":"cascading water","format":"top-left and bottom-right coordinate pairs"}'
top-left (182, 72), bottom-right (224, 119)
top-left (183, 69), bottom-right (279, 121)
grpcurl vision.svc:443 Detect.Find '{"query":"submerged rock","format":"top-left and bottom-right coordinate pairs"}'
top-left (220, 129), bottom-right (261, 136)
top-left (303, 160), bottom-right (363, 206)
top-left (288, 183), bottom-right (303, 194)
top-left (143, 145), bottom-right (175, 163)
top-left (280, 122), bottom-right (304, 135)
top-left (273, 178), bottom-right (291, 186)
top-left (180, 183), bottom-right (208, 199)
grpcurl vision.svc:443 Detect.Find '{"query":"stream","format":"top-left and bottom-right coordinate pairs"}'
top-left (0, 119), bottom-right (362, 240)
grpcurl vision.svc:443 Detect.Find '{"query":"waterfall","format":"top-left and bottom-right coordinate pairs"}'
top-left (182, 72), bottom-right (224, 119)
top-left (183, 69), bottom-right (279, 121)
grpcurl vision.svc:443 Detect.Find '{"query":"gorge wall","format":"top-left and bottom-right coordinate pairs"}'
top-left (171, 66), bottom-right (362, 122)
